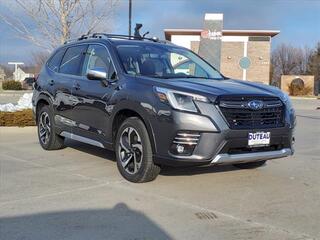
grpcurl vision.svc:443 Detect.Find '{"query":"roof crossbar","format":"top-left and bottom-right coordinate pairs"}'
top-left (64, 33), bottom-right (172, 45)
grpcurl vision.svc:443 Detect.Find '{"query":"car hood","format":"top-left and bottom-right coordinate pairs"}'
top-left (158, 78), bottom-right (283, 100)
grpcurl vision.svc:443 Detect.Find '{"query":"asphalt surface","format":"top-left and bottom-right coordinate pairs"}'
top-left (0, 99), bottom-right (319, 240)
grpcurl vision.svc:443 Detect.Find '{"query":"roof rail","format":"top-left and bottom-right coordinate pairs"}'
top-left (63, 33), bottom-right (173, 45)
top-left (91, 33), bottom-right (160, 42)
top-left (63, 34), bottom-right (90, 44)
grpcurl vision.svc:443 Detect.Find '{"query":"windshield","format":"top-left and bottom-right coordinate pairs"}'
top-left (115, 43), bottom-right (224, 80)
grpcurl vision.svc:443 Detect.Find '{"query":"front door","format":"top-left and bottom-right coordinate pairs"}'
top-left (71, 44), bottom-right (118, 145)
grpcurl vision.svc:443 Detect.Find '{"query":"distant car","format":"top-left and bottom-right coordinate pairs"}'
top-left (22, 77), bottom-right (36, 90)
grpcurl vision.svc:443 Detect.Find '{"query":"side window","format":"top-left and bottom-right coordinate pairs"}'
top-left (82, 45), bottom-right (117, 80)
top-left (47, 48), bottom-right (65, 72)
top-left (59, 45), bottom-right (87, 75)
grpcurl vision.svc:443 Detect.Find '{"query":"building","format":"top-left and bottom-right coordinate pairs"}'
top-left (0, 67), bottom-right (6, 81)
top-left (164, 13), bottom-right (280, 84)
top-left (13, 67), bottom-right (34, 82)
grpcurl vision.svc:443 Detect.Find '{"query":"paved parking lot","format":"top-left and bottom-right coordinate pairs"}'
top-left (0, 99), bottom-right (319, 240)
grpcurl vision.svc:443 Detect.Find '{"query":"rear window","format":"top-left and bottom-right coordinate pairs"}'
top-left (47, 48), bottom-right (65, 72)
top-left (59, 45), bottom-right (87, 75)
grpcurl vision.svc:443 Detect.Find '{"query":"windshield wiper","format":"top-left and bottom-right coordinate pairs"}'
top-left (148, 75), bottom-right (172, 79)
top-left (140, 75), bottom-right (223, 80)
top-left (169, 75), bottom-right (223, 80)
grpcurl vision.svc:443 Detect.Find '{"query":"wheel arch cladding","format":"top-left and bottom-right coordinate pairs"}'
top-left (112, 108), bottom-right (157, 153)
top-left (36, 98), bottom-right (50, 122)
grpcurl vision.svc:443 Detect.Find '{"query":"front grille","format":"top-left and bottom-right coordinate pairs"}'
top-left (218, 96), bottom-right (285, 129)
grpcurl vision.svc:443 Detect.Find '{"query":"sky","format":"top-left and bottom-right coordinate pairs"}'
top-left (0, 0), bottom-right (320, 65)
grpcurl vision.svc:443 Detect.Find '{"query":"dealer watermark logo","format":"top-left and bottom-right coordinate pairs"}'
top-left (247, 100), bottom-right (264, 110)
top-left (201, 29), bottom-right (222, 40)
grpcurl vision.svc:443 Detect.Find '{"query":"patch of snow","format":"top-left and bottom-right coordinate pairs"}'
top-left (0, 93), bottom-right (33, 112)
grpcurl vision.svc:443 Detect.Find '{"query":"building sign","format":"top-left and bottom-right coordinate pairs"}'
top-left (198, 13), bottom-right (223, 70)
top-left (200, 30), bottom-right (222, 40)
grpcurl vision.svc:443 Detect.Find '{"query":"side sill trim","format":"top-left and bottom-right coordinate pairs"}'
top-left (211, 148), bottom-right (292, 165)
top-left (60, 131), bottom-right (105, 148)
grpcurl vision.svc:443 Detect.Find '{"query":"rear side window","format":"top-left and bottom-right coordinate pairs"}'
top-left (47, 48), bottom-right (65, 72)
top-left (60, 45), bottom-right (87, 75)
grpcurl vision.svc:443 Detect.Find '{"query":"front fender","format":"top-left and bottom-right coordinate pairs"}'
top-left (111, 99), bottom-right (158, 153)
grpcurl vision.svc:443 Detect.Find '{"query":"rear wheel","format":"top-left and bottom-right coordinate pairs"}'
top-left (233, 160), bottom-right (266, 169)
top-left (115, 117), bottom-right (160, 183)
top-left (37, 105), bottom-right (65, 150)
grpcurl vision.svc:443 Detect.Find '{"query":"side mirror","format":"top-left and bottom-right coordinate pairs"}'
top-left (87, 67), bottom-right (107, 81)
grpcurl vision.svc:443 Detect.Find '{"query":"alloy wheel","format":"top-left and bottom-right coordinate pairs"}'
top-left (118, 127), bottom-right (143, 175)
top-left (38, 112), bottom-right (51, 145)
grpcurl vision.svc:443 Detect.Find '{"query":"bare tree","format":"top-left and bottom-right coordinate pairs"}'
top-left (307, 42), bottom-right (320, 94)
top-left (272, 44), bottom-right (302, 75)
top-left (0, 0), bottom-right (118, 52)
top-left (271, 44), bottom-right (310, 86)
top-left (31, 51), bottom-right (51, 73)
top-left (0, 64), bottom-right (12, 79)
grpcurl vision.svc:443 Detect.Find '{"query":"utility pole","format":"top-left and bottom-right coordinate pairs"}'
top-left (129, 0), bottom-right (132, 36)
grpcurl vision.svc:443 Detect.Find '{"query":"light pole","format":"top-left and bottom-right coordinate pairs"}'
top-left (129, 0), bottom-right (132, 36)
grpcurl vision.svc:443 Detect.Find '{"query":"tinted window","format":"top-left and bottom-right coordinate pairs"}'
top-left (60, 45), bottom-right (87, 75)
top-left (82, 45), bottom-right (117, 80)
top-left (48, 48), bottom-right (65, 72)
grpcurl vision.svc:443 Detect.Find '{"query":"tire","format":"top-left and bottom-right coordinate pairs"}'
top-left (233, 160), bottom-right (267, 169)
top-left (37, 105), bottom-right (65, 150)
top-left (115, 117), bottom-right (161, 183)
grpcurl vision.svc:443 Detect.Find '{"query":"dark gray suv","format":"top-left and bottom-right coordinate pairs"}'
top-left (32, 34), bottom-right (296, 182)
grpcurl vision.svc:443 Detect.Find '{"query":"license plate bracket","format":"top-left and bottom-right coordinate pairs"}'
top-left (248, 132), bottom-right (270, 147)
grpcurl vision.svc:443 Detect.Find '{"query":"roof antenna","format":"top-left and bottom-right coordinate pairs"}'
top-left (134, 23), bottom-right (143, 39)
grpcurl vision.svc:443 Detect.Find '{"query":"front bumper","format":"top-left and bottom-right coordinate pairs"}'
top-left (152, 100), bottom-right (295, 166)
top-left (211, 148), bottom-right (292, 165)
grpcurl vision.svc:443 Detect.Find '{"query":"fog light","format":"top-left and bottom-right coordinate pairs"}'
top-left (170, 143), bottom-right (196, 156)
top-left (169, 132), bottom-right (200, 156)
top-left (176, 144), bottom-right (185, 153)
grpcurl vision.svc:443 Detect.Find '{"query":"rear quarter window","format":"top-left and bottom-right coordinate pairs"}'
top-left (47, 48), bottom-right (65, 72)
top-left (59, 45), bottom-right (87, 76)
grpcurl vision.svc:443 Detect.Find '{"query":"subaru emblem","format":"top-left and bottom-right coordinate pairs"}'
top-left (247, 100), bottom-right (264, 110)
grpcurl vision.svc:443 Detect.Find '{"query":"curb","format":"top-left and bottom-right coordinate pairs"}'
top-left (290, 97), bottom-right (319, 100)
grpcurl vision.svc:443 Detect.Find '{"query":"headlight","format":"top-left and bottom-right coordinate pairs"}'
top-left (279, 92), bottom-right (296, 128)
top-left (279, 92), bottom-right (293, 110)
top-left (155, 87), bottom-right (208, 112)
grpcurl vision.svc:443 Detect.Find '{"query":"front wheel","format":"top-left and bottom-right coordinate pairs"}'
top-left (233, 160), bottom-right (267, 169)
top-left (115, 117), bottom-right (161, 183)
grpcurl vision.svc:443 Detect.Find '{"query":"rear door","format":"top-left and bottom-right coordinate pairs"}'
top-left (71, 44), bottom-right (118, 143)
top-left (54, 44), bottom-right (87, 132)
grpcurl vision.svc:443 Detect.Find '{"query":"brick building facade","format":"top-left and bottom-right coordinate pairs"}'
top-left (164, 28), bottom-right (279, 85)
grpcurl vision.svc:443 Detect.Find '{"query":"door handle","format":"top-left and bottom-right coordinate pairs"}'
top-left (49, 79), bottom-right (55, 86)
top-left (73, 83), bottom-right (81, 90)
